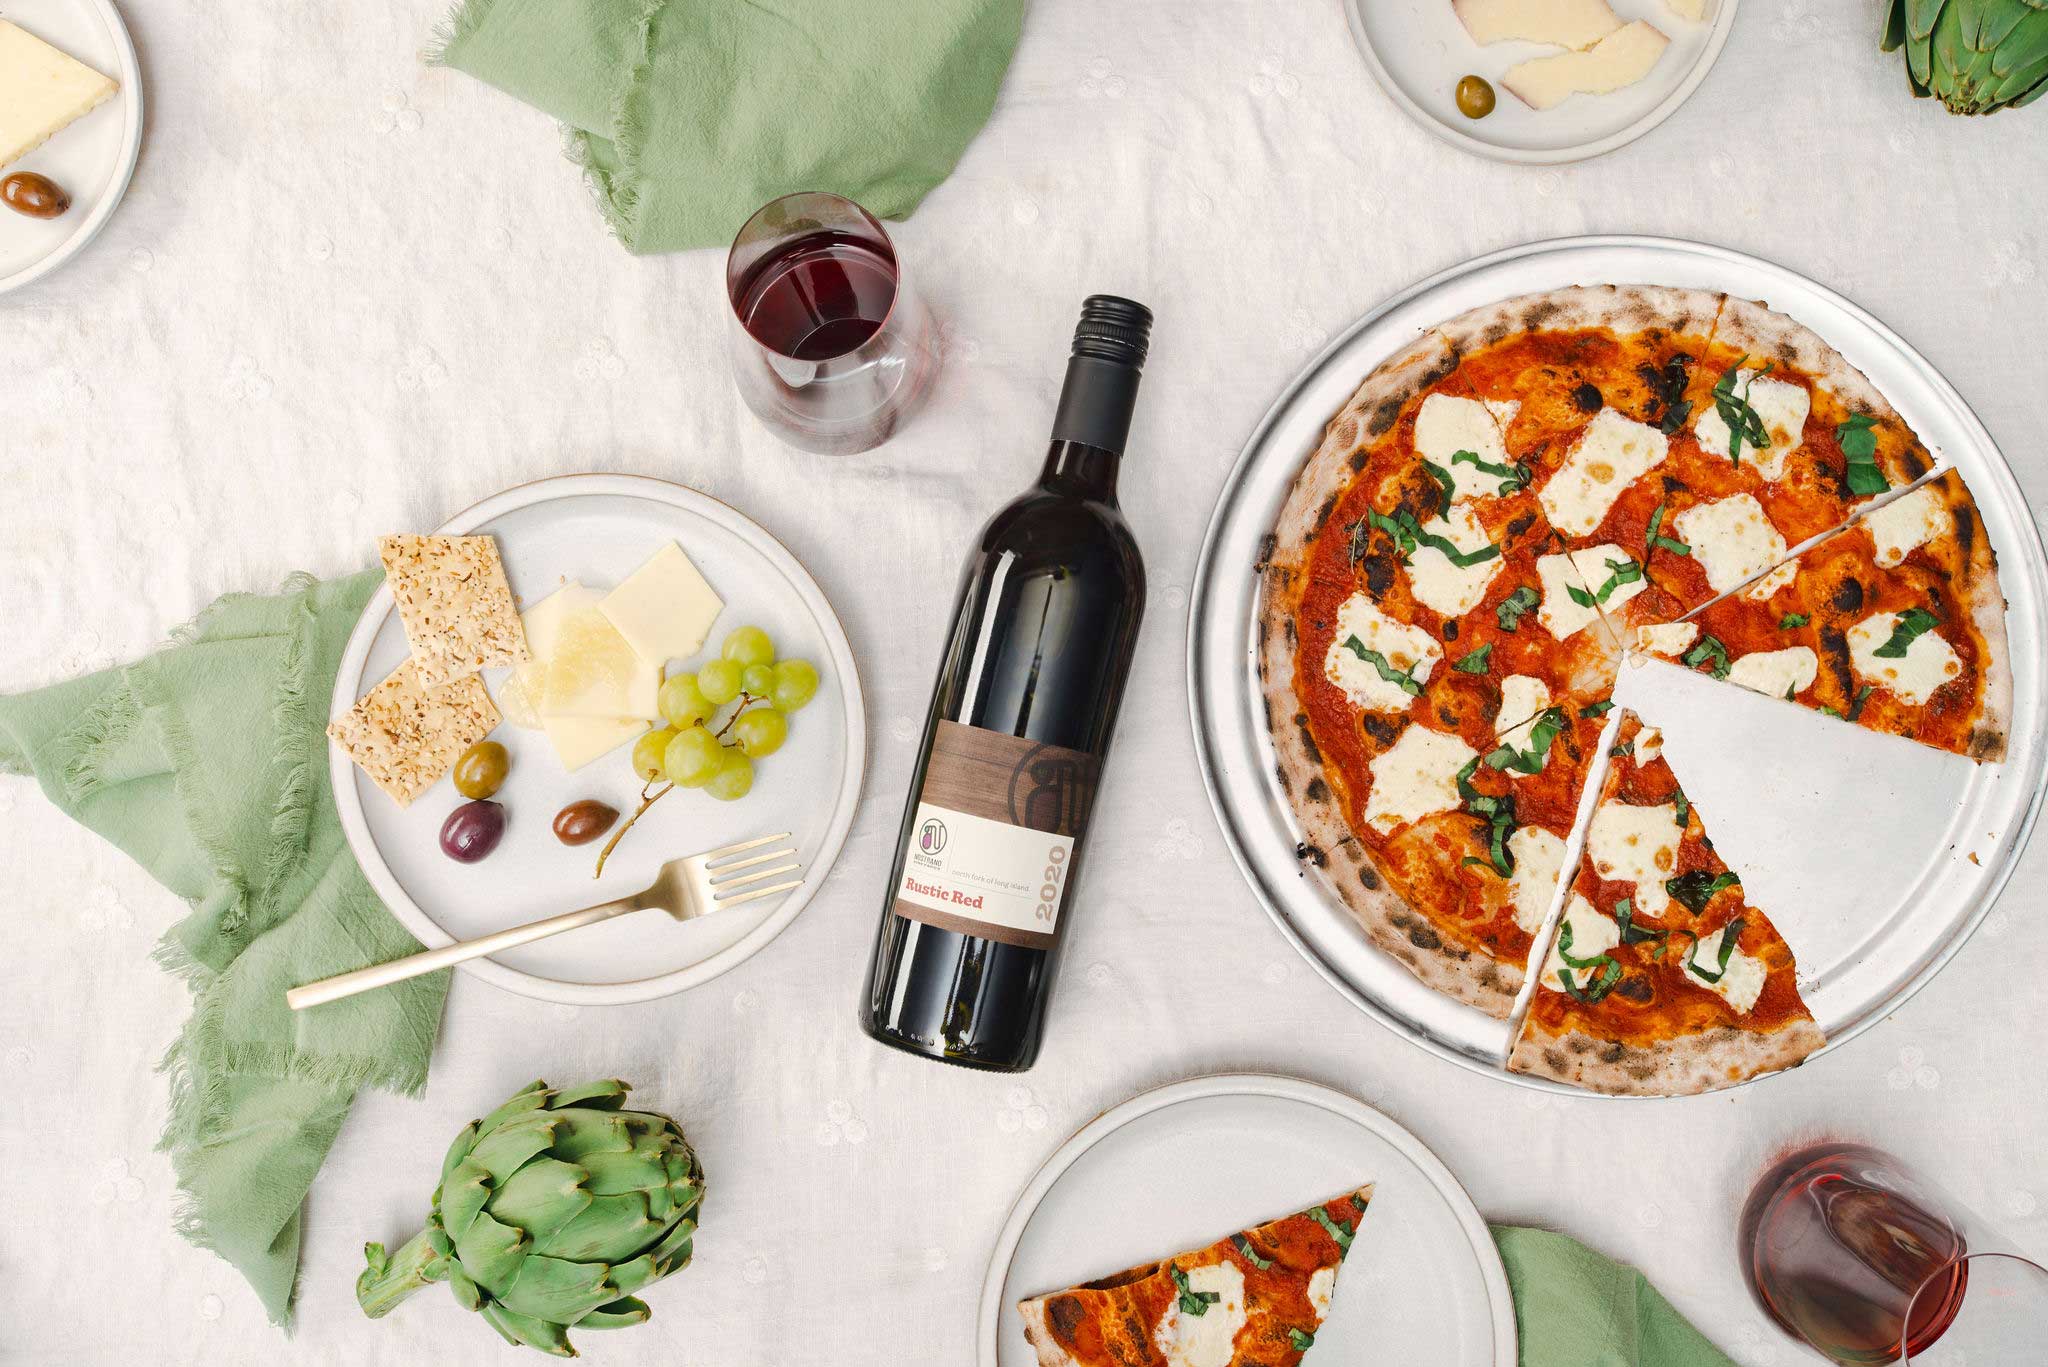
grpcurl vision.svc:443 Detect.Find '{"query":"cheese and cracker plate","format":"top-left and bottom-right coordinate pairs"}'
top-left (1189, 236), bottom-right (2048, 1095)
top-left (327, 474), bottom-right (866, 1006)
top-left (979, 1075), bottom-right (1516, 1367)
top-left (0, 0), bottom-right (142, 295)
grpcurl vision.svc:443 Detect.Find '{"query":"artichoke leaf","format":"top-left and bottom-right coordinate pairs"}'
top-left (480, 1300), bottom-right (577, 1358)
top-left (578, 1296), bottom-right (652, 1330)
top-left (439, 1119), bottom-right (482, 1187)
top-left (488, 1156), bottom-right (597, 1244)
top-left (578, 1144), bottom-right (678, 1197)
top-left (647, 1214), bottom-right (699, 1272)
top-left (544, 1079), bottom-right (631, 1111)
top-left (543, 1109), bottom-right (639, 1162)
top-left (476, 1081), bottom-right (556, 1136)
top-left (467, 1114), bottom-right (565, 1181)
top-left (436, 1160), bottom-right (496, 1243)
top-left (446, 1264), bottom-right (484, 1311)
top-left (496, 1251), bottom-right (622, 1324)
top-left (535, 1192), bottom-right (666, 1262)
top-left (454, 1207), bottom-right (536, 1290)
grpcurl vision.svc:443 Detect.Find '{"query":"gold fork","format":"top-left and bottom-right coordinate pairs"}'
top-left (285, 832), bottom-right (801, 1010)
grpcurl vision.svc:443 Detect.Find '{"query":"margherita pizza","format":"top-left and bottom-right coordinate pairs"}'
top-left (1018, 1186), bottom-right (1371, 1366)
top-left (1259, 283), bottom-right (2008, 1093)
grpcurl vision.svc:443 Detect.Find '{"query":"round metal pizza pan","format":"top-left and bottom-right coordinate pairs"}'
top-left (1186, 235), bottom-right (2048, 1096)
top-left (977, 1073), bottom-right (1516, 1366)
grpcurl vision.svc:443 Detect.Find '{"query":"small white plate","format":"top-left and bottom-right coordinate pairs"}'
top-left (329, 474), bottom-right (867, 1006)
top-left (979, 1074), bottom-right (1516, 1367)
top-left (0, 0), bottom-right (143, 295)
top-left (1344, 0), bottom-right (1737, 164)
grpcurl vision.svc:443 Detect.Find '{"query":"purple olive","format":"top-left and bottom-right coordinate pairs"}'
top-left (440, 800), bottom-right (506, 863)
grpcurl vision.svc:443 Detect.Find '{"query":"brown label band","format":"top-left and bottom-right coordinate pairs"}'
top-left (924, 719), bottom-right (1098, 836)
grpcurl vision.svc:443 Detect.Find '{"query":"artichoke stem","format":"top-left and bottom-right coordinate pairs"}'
top-left (357, 1230), bottom-right (447, 1320)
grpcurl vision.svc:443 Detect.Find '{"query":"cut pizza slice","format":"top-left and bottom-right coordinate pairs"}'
top-left (1627, 471), bottom-right (2010, 762)
top-left (1017, 1186), bottom-right (1372, 1366)
top-left (1510, 712), bottom-right (1825, 1095)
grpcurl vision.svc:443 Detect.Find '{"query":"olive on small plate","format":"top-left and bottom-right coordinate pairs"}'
top-left (441, 800), bottom-right (506, 863)
top-left (1, 172), bottom-right (72, 220)
top-left (1455, 75), bottom-right (1496, 120)
top-left (453, 741), bottom-right (509, 800)
top-left (552, 800), bottom-right (619, 847)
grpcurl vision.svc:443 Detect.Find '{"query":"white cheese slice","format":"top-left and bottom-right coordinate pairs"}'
top-left (543, 715), bottom-right (648, 772)
top-left (1685, 924), bottom-right (1767, 1013)
top-left (1498, 674), bottom-right (1552, 743)
top-left (0, 20), bottom-right (119, 170)
top-left (1665, 0), bottom-right (1707, 20)
top-left (1633, 725), bottom-right (1664, 764)
top-left (1727, 646), bottom-right (1818, 700)
top-left (534, 607), bottom-right (661, 720)
top-left (1862, 485), bottom-right (1947, 568)
top-left (1406, 503), bottom-right (1504, 618)
top-left (1539, 409), bottom-right (1670, 537)
top-left (1507, 826), bottom-right (1567, 934)
top-left (1307, 1265), bottom-right (1338, 1319)
top-left (1847, 612), bottom-right (1962, 706)
top-left (1589, 799), bottom-right (1681, 885)
top-left (1694, 371), bottom-right (1811, 480)
top-left (1364, 726), bottom-right (1477, 835)
top-left (1539, 893), bottom-right (1620, 994)
top-left (1673, 494), bottom-right (1794, 599)
top-left (598, 542), bottom-right (724, 668)
top-left (1501, 20), bottom-right (1671, 111)
top-left (1453, 0), bottom-right (1624, 49)
top-left (1634, 621), bottom-right (1698, 658)
top-left (1536, 545), bottom-right (1644, 642)
top-left (1325, 593), bottom-right (1441, 713)
top-left (495, 584), bottom-right (604, 731)
top-left (1413, 393), bottom-right (1522, 504)
top-left (1152, 1262), bottom-right (1247, 1367)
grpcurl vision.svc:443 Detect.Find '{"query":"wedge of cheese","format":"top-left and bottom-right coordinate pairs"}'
top-left (1452, 0), bottom-right (1624, 51)
top-left (0, 20), bottom-right (118, 170)
top-left (1501, 20), bottom-right (1670, 110)
top-left (1665, 0), bottom-right (1707, 20)
top-left (599, 542), bottom-right (722, 668)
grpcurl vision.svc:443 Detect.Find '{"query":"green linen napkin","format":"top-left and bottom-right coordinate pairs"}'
top-left (1494, 1226), bottom-right (1739, 1366)
top-left (0, 571), bottom-right (447, 1326)
top-left (431, 0), bottom-right (1027, 253)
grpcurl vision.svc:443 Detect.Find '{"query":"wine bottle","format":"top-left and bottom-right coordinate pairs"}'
top-left (859, 296), bottom-right (1152, 1071)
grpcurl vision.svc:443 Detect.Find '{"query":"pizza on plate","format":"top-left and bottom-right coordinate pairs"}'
top-left (1259, 283), bottom-right (2009, 1092)
top-left (1017, 1185), bottom-right (1371, 1366)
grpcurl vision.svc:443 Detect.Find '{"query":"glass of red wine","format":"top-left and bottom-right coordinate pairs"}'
top-left (1742, 1142), bottom-right (2048, 1364)
top-left (725, 191), bottom-right (939, 455)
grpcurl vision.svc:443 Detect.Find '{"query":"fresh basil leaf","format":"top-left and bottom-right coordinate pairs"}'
top-left (1682, 633), bottom-right (1733, 680)
top-left (1779, 612), bottom-right (1809, 629)
top-left (1580, 699), bottom-right (1614, 718)
top-left (1659, 398), bottom-right (1696, 436)
top-left (1666, 870), bottom-right (1741, 915)
top-left (1170, 1265), bottom-right (1220, 1315)
top-left (1369, 508), bottom-right (1500, 569)
top-left (1496, 585), bottom-right (1539, 632)
top-left (1451, 448), bottom-right (1533, 495)
top-left (1340, 636), bottom-right (1424, 696)
top-left (1818, 704), bottom-right (1843, 719)
top-left (1556, 926), bottom-right (1623, 1002)
top-left (1610, 740), bottom-right (1635, 757)
top-left (1351, 1191), bottom-right (1369, 1214)
top-left (1309, 1206), bottom-right (1355, 1252)
top-left (1456, 757), bottom-right (1519, 877)
top-left (1290, 1328), bottom-right (1317, 1351)
top-left (1567, 582), bottom-right (1596, 609)
top-left (1873, 606), bottom-right (1941, 659)
top-left (1615, 898), bottom-right (1668, 947)
top-left (1486, 707), bottom-right (1567, 775)
top-left (1234, 1235), bottom-right (1273, 1270)
top-left (1594, 556), bottom-right (1644, 600)
top-left (1837, 414), bottom-right (1890, 496)
top-left (1453, 643), bottom-right (1493, 674)
top-left (1685, 917), bottom-right (1746, 984)
top-left (1644, 501), bottom-right (1692, 557)
top-left (1847, 683), bottom-right (1873, 721)
top-left (1711, 356), bottom-right (1774, 465)
top-left (1421, 458), bottom-right (1457, 508)
top-left (1673, 787), bottom-right (1690, 828)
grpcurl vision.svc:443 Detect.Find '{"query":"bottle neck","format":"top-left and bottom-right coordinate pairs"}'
top-left (1039, 440), bottom-right (1120, 501)
top-left (1043, 352), bottom-right (1141, 501)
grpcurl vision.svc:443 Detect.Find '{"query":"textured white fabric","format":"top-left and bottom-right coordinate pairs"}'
top-left (3, 3), bottom-right (2046, 1363)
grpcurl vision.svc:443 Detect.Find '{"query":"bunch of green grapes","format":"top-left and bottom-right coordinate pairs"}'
top-left (629, 625), bottom-right (822, 803)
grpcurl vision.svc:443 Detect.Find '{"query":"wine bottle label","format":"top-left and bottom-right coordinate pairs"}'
top-left (892, 720), bottom-right (1098, 950)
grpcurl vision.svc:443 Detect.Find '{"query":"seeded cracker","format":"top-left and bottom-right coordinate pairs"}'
top-left (379, 534), bottom-right (530, 686)
top-left (328, 660), bottom-right (500, 808)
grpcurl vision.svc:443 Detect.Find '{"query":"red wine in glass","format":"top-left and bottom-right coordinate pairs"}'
top-left (1741, 1143), bottom-right (1969, 1364)
top-left (733, 229), bottom-right (898, 362)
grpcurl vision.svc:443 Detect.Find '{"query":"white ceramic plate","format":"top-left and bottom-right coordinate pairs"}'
top-left (0, 0), bottom-right (143, 295)
top-left (330, 474), bottom-right (867, 1005)
top-left (979, 1074), bottom-right (1516, 1366)
top-left (1343, 0), bottom-right (1738, 164)
top-left (1188, 236), bottom-right (2048, 1092)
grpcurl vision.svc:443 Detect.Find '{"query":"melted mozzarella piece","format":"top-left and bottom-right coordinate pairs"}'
top-left (1406, 503), bottom-right (1505, 617)
top-left (1536, 545), bottom-right (1645, 642)
top-left (1589, 800), bottom-right (1681, 884)
top-left (1506, 826), bottom-right (1567, 934)
top-left (1413, 394), bottom-right (1522, 504)
top-left (1325, 593), bottom-right (1441, 713)
top-left (1846, 612), bottom-right (1963, 706)
top-left (1364, 726), bottom-right (1478, 834)
top-left (1672, 494), bottom-right (1793, 598)
top-left (1685, 925), bottom-right (1768, 1013)
top-left (1152, 1262), bottom-right (1247, 1367)
top-left (1634, 621), bottom-right (1699, 658)
top-left (1539, 409), bottom-right (1668, 536)
top-left (1862, 485), bottom-right (1948, 568)
top-left (1634, 725), bottom-right (1664, 763)
top-left (1694, 371), bottom-right (1811, 480)
top-left (1539, 893), bottom-right (1620, 993)
top-left (1307, 1265), bottom-right (1338, 1319)
top-left (1727, 646), bottom-right (1819, 699)
top-left (1498, 674), bottom-right (1552, 745)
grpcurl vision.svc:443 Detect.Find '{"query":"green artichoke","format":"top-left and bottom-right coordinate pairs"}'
top-left (1883, 0), bottom-right (2048, 114)
top-left (357, 1079), bottom-right (705, 1357)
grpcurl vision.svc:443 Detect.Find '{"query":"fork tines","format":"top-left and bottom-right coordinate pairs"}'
top-left (697, 831), bottom-right (802, 907)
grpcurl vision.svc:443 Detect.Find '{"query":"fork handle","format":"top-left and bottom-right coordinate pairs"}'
top-left (285, 897), bottom-right (642, 1010)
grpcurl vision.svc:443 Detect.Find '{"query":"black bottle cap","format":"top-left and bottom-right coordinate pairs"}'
top-left (1071, 295), bottom-right (1153, 370)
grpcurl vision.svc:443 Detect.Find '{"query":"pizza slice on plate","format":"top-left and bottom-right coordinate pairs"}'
top-left (1017, 1185), bottom-right (1372, 1366)
top-left (1509, 712), bottom-right (1825, 1095)
top-left (1628, 471), bottom-right (2010, 762)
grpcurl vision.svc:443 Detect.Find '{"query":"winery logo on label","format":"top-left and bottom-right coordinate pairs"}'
top-left (1008, 743), bottom-right (1093, 835)
top-left (918, 816), bottom-right (949, 855)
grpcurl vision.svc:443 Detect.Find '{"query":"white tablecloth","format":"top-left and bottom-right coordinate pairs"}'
top-left (5, 2), bottom-right (2045, 1363)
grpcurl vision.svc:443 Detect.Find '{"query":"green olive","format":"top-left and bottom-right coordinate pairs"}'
top-left (453, 741), bottom-right (510, 800)
top-left (1456, 75), bottom-right (1496, 120)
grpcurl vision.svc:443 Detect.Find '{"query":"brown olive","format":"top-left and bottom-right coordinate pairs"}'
top-left (1456, 75), bottom-right (1497, 120)
top-left (553, 799), bottom-right (619, 846)
top-left (1, 172), bottom-right (71, 219)
top-left (453, 740), bottom-right (510, 800)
